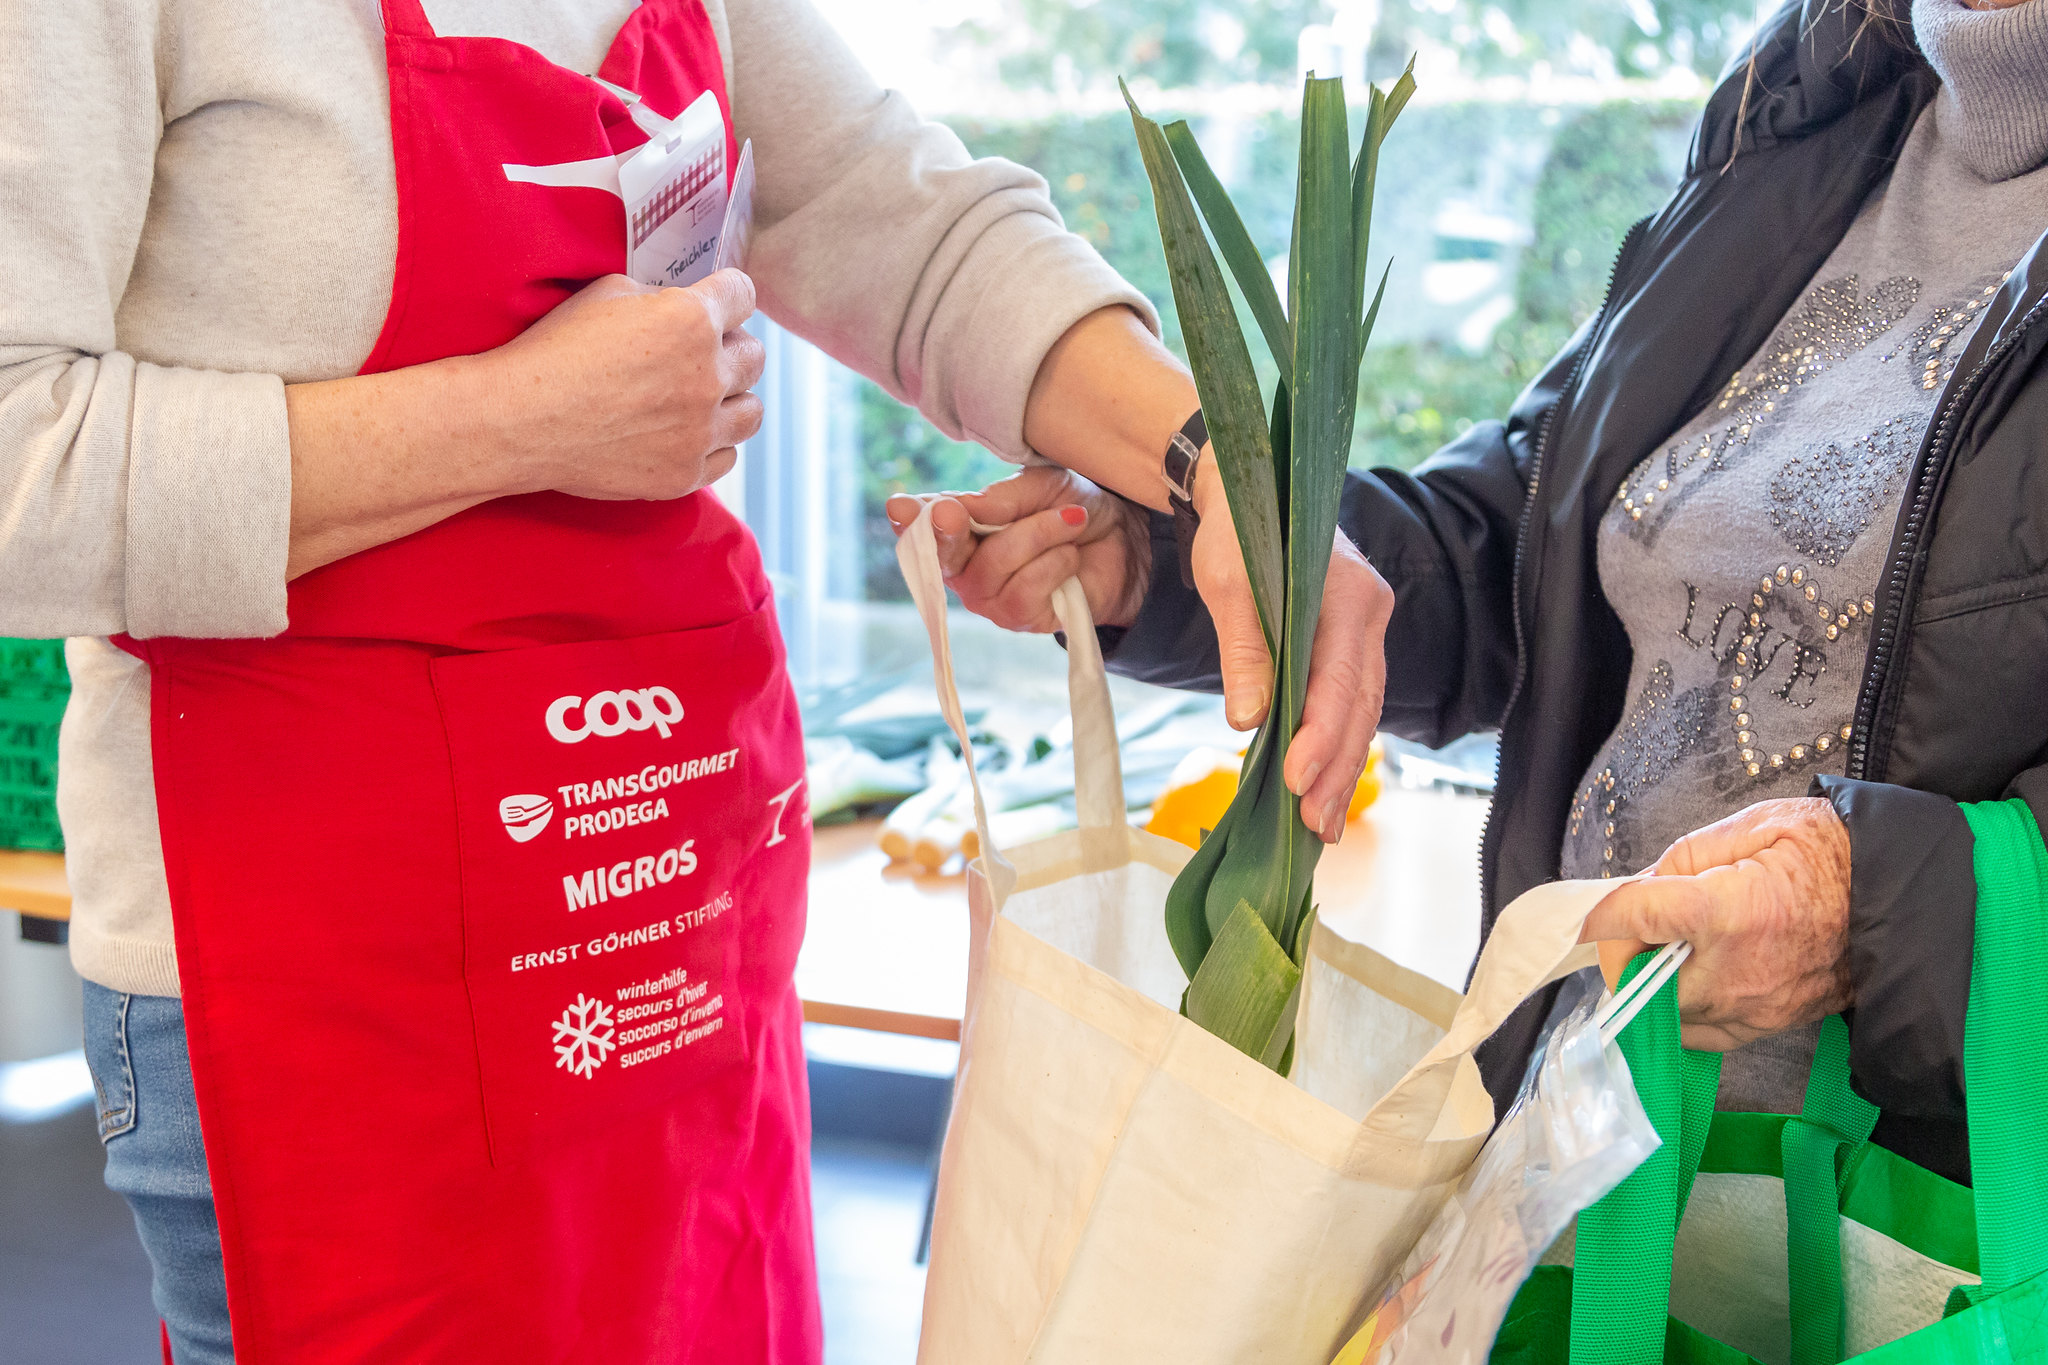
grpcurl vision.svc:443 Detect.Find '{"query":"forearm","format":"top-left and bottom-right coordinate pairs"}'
top-left (284, 356), bottom-right (534, 580)
top-left (286, 271), bottom-right (764, 581)
top-left (734, 0), bottom-right (1154, 460)
top-left (1022, 305), bottom-right (1207, 516)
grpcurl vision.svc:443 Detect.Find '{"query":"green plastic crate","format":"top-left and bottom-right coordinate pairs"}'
top-left (0, 641), bottom-right (68, 851)
top-left (0, 638), bottom-right (68, 687)
top-left (0, 791), bottom-right (62, 851)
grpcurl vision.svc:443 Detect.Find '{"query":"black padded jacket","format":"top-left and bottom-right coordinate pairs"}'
top-left (1103, 0), bottom-right (2048, 1184)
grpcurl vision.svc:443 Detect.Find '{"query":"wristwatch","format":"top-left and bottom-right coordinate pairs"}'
top-left (1163, 409), bottom-right (1207, 589)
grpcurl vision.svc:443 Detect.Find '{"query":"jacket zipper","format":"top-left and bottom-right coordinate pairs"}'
top-left (1476, 215), bottom-right (1652, 917)
top-left (1846, 289), bottom-right (2048, 781)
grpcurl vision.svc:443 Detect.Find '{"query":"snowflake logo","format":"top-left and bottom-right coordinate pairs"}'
top-left (551, 994), bottom-right (616, 1079)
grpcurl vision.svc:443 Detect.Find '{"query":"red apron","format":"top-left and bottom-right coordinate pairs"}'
top-left (122, 1), bottom-right (821, 1359)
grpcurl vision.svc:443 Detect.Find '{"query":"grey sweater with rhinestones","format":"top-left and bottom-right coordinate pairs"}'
top-left (1557, 0), bottom-right (2048, 1111)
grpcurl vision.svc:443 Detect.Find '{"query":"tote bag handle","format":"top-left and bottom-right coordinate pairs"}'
top-left (893, 504), bottom-right (1128, 894)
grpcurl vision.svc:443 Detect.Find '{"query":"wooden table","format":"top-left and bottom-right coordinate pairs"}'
top-left (0, 784), bottom-right (1487, 1040)
top-left (797, 820), bottom-right (974, 1040)
top-left (0, 850), bottom-right (68, 944)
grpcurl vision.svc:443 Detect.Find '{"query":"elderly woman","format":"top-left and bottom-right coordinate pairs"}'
top-left (911, 0), bottom-right (2048, 1186)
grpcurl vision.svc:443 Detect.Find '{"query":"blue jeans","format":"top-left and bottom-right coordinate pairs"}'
top-left (82, 981), bottom-right (234, 1364)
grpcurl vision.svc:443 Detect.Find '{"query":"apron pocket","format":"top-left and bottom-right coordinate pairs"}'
top-left (431, 611), bottom-right (804, 1165)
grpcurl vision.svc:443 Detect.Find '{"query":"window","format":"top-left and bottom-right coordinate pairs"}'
top-left (735, 0), bottom-right (1768, 700)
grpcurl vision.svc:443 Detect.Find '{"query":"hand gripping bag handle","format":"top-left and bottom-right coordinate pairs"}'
top-left (1572, 797), bottom-right (2048, 1365)
top-left (893, 503), bottom-right (1127, 900)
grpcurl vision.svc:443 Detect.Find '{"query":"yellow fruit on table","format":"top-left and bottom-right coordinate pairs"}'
top-left (1146, 742), bottom-right (1383, 850)
top-left (1346, 744), bottom-right (1383, 820)
top-left (1143, 748), bottom-right (1240, 850)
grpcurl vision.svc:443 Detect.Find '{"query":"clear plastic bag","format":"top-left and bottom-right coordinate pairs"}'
top-left (1331, 990), bottom-right (1661, 1364)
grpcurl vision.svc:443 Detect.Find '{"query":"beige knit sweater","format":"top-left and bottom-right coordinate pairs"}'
top-left (0, 0), bottom-right (1150, 996)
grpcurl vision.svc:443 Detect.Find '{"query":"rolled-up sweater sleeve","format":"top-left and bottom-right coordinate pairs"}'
top-left (0, 0), bottom-right (290, 641)
top-left (726, 0), bottom-right (1155, 462)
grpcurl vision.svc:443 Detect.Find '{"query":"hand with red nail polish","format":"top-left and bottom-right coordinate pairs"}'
top-left (885, 468), bottom-right (1147, 634)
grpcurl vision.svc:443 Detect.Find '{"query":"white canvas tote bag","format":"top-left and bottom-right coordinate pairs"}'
top-left (896, 506), bottom-right (1623, 1363)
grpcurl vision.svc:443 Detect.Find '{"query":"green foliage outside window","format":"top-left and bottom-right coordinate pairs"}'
top-left (943, 0), bottom-right (1767, 90)
top-left (857, 97), bottom-right (1701, 600)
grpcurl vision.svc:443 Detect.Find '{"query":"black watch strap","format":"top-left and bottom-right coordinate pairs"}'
top-left (1164, 409), bottom-right (1207, 589)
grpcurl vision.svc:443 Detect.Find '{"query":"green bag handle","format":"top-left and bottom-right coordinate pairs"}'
top-left (1786, 801), bottom-right (2048, 1322)
top-left (1955, 798), bottom-right (2048, 1298)
top-left (1781, 1016), bottom-right (1878, 1365)
top-left (1569, 952), bottom-right (1723, 1365)
top-left (1572, 983), bottom-right (1871, 1364)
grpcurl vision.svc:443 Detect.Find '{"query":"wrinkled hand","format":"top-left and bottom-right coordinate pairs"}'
top-left (1580, 797), bottom-right (1853, 1051)
top-left (886, 463), bottom-right (1394, 845)
top-left (1188, 470), bottom-right (1392, 843)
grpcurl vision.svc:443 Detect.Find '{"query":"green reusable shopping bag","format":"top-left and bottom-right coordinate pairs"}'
top-left (1492, 798), bottom-right (2048, 1365)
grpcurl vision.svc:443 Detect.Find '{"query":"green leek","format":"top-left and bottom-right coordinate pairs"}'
top-left (1125, 61), bottom-right (1415, 1069)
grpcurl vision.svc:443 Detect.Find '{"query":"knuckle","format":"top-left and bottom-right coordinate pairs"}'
top-left (1220, 639), bottom-right (1271, 672)
top-left (724, 268), bottom-right (758, 317)
top-left (1192, 553), bottom-right (1249, 606)
top-left (657, 465), bottom-right (697, 501)
top-left (1356, 683), bottom-right (1388, 727)
top-left (731, 333), bottom-right (767, 384)
top-left (728, 394), bottom-right (765, 443)
top-left (670, 289), bottom-right (717, 339)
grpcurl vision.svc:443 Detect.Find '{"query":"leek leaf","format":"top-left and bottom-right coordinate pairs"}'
top-left (1274, 76), bottom-right (1356, 947)
top-left (1360, 260), bottom-right (1392, 364)
top-left (1203, 720), bottom-right (1293, 939)
top-left (1351, 56), bottom-right (1415, 364)
top-left (1163, 120), bottom-right (1291, 381)
top-left (1184, 899), bottom-right (1303, 1062)
top-left (1351, 86), bottom-right (1386, 331)
top-left (1292, 902), bottom-right (1319, 967)
top-left (1382, 56), bottom-right (1418, 126)
top-left (1258, 975), bottom-right (1304, 1071)
top-left (1123, 82), bottom-right (1285, 654)
top-left (1163, 790), bottom-right (1232, 976)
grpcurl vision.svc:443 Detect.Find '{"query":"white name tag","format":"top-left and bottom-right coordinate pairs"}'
top-left (617, 89), bottom-right (727, 290)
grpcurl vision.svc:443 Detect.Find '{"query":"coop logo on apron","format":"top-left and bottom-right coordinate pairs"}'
top-left (545, 686), bottom-right (685, 743)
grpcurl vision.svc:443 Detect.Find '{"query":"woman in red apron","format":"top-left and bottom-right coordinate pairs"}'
top-left (124, 3), bottom-right (820, 1359)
